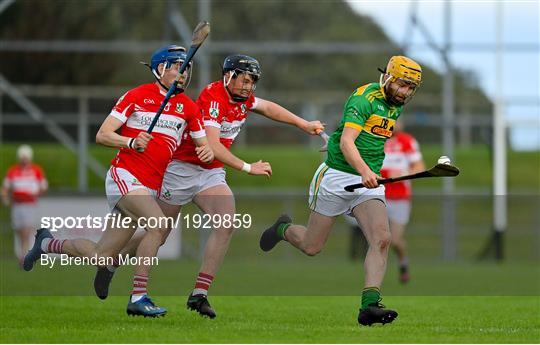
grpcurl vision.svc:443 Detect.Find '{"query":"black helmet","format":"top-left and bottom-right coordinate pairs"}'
top-left (222, 55), bottom-right (261, 81)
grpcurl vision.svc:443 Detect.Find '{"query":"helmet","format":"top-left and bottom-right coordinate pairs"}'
top-left (148, 45), bottom-right (192, 90)
top-left (222, 55), bottom-right (261, 81)
top-left (380, 56), bottom-right (422, 105)
top-left (385, 56), bottom-right (422, 85)
top-left (17, 145), bottom-right (33, 162)
top-left (222, 55), bottom-right (261, 102)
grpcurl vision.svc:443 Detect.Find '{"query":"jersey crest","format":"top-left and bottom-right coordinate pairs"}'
top-left (209, 101), bottom-right (220, 118)
top-left (175, 103), bottom-right (184, 114)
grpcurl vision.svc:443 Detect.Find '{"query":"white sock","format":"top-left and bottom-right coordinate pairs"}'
top-left (41, 238), bottom-right (51, 252)
top-left (131, 294), bottom-right (145, 303)
top-left (193, 288), bottom-right (207, 296)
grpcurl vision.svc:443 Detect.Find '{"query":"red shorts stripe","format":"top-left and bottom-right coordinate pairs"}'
top-left (111, 167), bottom-right (128, 195)
top-left (115, 167), bottom-right (130, 195)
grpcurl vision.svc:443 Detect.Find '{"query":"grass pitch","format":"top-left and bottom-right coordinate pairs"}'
top-left (1, 295), bottom-right (538, 343)
top-left (1, 259), bottom-right (539, 343)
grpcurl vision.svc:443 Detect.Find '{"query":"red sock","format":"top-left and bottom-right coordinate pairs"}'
top-left (46, 239), bottom-right (65, 254)
top-left (193, 272), bottom-right (214, 296)
top-left (131, 274), bottom-right (148, 298)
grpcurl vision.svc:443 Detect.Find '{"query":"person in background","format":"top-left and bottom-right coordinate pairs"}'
top-left (2, 145), bottom-right (48, 266)
top-left (380, 120), bottom-right (424, 283)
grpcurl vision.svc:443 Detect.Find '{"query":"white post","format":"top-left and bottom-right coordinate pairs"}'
top-left (442, 1), bottom-right (456, 261)
top-left (493, 1), bottom-right (506, 260)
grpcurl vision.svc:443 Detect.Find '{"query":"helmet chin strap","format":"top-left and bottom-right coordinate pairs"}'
top-left (157, 79), bottom-right (184, 94)
top-left (380, 74), bottom-right (406, 107)
top-left (143, 61), bottom-right (185, 94)
top-left (223, 73), bottom-right (251, 102)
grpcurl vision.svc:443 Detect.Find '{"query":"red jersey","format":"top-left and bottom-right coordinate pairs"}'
top-left (109, 83), bottom-right (205, 190)
top-left (3, 164), bottom-right (47, 203)
top-left (173, 80), bottom-right (257, 169)
top-left (380, 132), bottom-right (422, 200)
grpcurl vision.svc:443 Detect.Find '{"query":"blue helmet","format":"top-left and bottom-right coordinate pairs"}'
top-left (148, 45), bottom-right (192, 90)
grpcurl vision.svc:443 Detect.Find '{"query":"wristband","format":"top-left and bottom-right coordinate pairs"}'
top-left (127, 138), bottom-right (135, 150)
top-left (241, 162), bottom-right (252, 173)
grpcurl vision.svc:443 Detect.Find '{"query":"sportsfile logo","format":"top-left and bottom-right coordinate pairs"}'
top-left (40, 212), bottom-right (253, 232)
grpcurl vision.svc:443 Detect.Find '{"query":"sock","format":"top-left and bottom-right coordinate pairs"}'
top-left (106, 257), bottom-right (120, 273)
top-left (361, 287), bottom-right (381, 310)
top-left (42, 238), bottom-right (65, 254)
top-left (192, 272), bottom-right (214, 296)
top-left (399, 257), bottom-right (409, 268)
top-left (131, 274), bottom-right (148, 302)
top-left (277, 223), bottom-right (291, 240)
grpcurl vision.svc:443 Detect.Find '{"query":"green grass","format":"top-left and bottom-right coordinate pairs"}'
top-left (1, 143), bottom-right (538, 191)
top-left (2, 259), bottom-right (539, 296)
top-left (1, 259), bottom-right (539, 342)
top-left (1, 143), bottom-right (538, 343)
top-left (0, 295), bottom-right (538, 343)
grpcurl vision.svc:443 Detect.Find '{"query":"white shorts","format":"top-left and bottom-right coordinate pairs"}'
top-left (308, 163), bottom-right (386, 217)
top-left (11, 202), bottom-right (38, 229)
top-left (386, 199), bottom-right (411, 225)
top-left (159, 160), bottom-right (227, 206)
top-left (105, 167), bottom-right (157, 212)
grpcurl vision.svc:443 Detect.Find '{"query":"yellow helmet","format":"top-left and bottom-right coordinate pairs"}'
top-left (380, 56), bottom-right (422, 105)
top-left (385, 56), bottom-right (422, 85)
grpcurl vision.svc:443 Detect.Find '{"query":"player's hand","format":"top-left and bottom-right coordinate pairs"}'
top-left (196, 144), bottom-right (214, 164)
top-left (134, 132), bottom-right (153, 151)
top-left (360, 169), bottom-right (380, 189)
top-left (303, 120), bottom-right (325, 135)
top-left (249, 160), bottom-right (272, 177)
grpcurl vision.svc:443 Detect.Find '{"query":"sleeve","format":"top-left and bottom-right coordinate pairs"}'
top-left (403, 135), bottom-right (422, 163)
top-left (342, 92), bottom-right (372, 132)
top-left (109, 89), bottom-right (136, 123)
top-left (248, 95), bottom-right (258, 110)
top-left (35, 166), bottom-right (48, 190)
top-left (198, 91), bottom-right (226, 129)
top-left (187, 104), bottom-right (206, 139)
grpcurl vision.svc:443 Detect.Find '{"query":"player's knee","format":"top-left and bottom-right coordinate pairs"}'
top-left (216, 226), bottom-right (235, 238)
top-left (370, 228), bottom-right (391, 251)
top-left (96, 248), bottom-right (114, 260)
top-left (303, 245), bottom-right (322, 257)
top-left (377, 233), bottom-right (391, 251)
top-left (146, 228), bottom-right (166, 242)
top-left (159, 233), bottom-right (168, 246)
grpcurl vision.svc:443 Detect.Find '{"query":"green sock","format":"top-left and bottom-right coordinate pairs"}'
top-left (361, 287), bottom-right (381, 310)
top-left (276, 223), bottom-right (291, 240)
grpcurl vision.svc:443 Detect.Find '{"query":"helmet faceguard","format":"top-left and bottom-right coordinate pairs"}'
top-left (222, 55), bottom-right (261, 102)
top-left (379, 56), bottom-right (422, 106)
top-left (143, 45), bottom-right (192, 93)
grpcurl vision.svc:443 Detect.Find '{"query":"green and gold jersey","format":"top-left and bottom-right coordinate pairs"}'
top-left (325, 82), bottom-right (403, 175)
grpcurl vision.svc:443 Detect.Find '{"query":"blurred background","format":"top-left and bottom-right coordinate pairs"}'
top-left (0, 0), bottom-right (538, 296)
